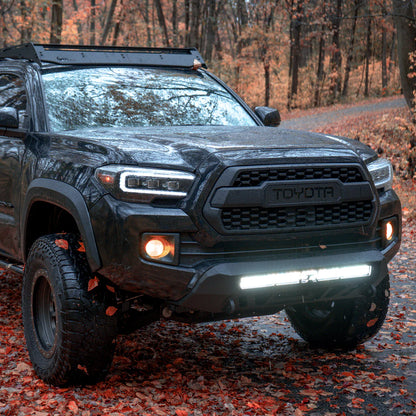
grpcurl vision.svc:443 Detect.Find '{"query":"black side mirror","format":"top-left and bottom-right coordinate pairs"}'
top-left (0, 107), bottom-right (19, 128)
top-left (254, 106), bottom-right (281, 127)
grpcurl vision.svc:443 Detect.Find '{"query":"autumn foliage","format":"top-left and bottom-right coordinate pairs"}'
top-left (0, 0), bottom-right (401, 111)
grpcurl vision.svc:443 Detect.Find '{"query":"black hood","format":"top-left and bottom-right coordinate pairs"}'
top-left (51, 126), bottom-right (376, 171)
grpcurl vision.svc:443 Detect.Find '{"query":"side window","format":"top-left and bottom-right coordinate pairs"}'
top-left (0, 74), bottom-right (28, 128)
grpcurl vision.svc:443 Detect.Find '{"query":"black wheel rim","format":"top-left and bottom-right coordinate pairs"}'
top-left (33, 270), bottom-right (57, 353)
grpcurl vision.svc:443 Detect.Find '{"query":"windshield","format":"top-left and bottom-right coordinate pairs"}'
top-left (42, 67), bottom-right (257, 131)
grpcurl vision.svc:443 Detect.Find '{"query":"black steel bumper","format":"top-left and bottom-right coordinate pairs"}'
top-left (90, 188), bottom-right (401, 315)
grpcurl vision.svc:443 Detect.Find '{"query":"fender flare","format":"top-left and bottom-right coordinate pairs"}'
top-left (22, 178), bottom-right (101, 271)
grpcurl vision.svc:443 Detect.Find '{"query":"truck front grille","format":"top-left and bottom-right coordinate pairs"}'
top-left (203, 163), bottom-right (376, 235)
top-left (221, 201), bottom-right (373, 231)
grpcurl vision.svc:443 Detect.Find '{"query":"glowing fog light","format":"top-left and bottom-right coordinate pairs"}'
top-left (385, 221), bottom-right (394, 241)
top-left (141, 234), bottom-right (179, 265)
top-left (240, 264), bottom-right (372, 290)
top-left (145, 238), bottom-right (167, 259)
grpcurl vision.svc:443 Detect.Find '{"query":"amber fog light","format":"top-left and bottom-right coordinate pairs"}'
top-left (385, 222), bottom-right (394, 241)
top-left (141, 234), bottom-right (179, 265)
top-left (381, 217), bottom-right (397, 248)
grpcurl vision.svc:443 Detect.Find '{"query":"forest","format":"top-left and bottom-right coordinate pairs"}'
top-left (0, 0), bottom-right (404, 111)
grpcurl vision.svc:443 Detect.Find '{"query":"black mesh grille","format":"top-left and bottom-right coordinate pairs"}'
top-left (233, 166), bottom-right (364, 187)
top-left (221, 201), bottom-right (373, 231)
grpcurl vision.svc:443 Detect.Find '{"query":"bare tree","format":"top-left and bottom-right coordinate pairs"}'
top-left (50, 0), bottom-right (63, 44)
top-left (392, 0), bottom-right (416, 109)
top-left (101, 0), bottom-right (118, 45)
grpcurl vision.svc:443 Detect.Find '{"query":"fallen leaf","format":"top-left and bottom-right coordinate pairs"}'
top-left (367, 318), bottom-right (378, 327)
top-left (77, 364), bottom-right (88, 375)
top-left (55, 239), bottom-right (68, 250)
top-left (88, 276), bottom-right (100, 291)
top-left (106, 306), bottom-right (118, 316)
top-left (106, 285), bottom-right (116, 293)
top-left (77, 241), bottom-right (86, 252)
top-left (67, 400), bottom-right (79, 414)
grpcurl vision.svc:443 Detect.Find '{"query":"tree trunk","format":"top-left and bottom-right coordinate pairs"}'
top-left (388, 30), bottom-right (396, 78)
top-left (100, 0), bottom-right (118, 45)
top-left (381, 0), bottom-right (388, 90)
top-left (203, 0), bottom-right (215, 61)
top-left (288, 0), bottom-right (302, 109)
top-left (342, 0), bottom-right (360, 97)
top-left (329, 0), bottom-right (342, 102)
top-left (264, 60), bottom-right (270, 106)
top-left (50, 0), bottom-right (63, 44)
top-left (382, 29), bottom-right (388, 90)
top-left (184, 0), bottom-right (190, 46)
top-left (392, 0), bottom-right (416, 109)
top-left (314, 25), bottom-right (325, 107)
top-left (154, 0), bottom-right (170, 47)
top-left (364, 16), bottom-right (372, 97)
top-left (90, 0), bottom-right (96, 45)
top-left (189, 0), bottom-right (201, 48)
top-left (172, 0), bottom-right (178, 47)
top-left (72, 0), bottom-right (84, 45)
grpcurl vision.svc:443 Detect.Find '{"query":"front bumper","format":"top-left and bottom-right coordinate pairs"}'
top-left (174, 249), bottom-right (388, 315)
top-left (90, 188), bottom-right (401, 315)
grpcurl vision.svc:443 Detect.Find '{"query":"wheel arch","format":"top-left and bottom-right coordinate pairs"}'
top-left (22, 178), bottom-right (101, 271)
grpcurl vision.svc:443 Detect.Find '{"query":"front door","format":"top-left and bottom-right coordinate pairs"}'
top-left (0, 73), bottom-right (27, 259)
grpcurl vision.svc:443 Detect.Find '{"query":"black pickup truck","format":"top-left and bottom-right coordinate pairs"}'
top-left (0, 43), bottom-right (401, 386)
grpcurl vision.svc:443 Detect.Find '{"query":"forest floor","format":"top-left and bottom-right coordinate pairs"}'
top-left (0, 96), bottom-right (415, 416)
top-left (280, 96), bottom-right (407, 130)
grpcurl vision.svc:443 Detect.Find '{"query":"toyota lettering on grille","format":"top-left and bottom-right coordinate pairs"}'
top-left (265, 180), bottom-right (342, 206)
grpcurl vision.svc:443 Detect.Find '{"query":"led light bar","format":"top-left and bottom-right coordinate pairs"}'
top-left (240, 264), bottom-right (372, 290)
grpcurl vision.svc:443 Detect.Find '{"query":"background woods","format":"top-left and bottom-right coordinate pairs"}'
top-left (0, 0), bottom-right (402, 110)
top-left (0, 0), bottom-right (415, 177)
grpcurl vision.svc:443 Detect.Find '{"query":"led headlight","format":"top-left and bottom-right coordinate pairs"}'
top-left (367, 158), bottom-right (393, 191)
top-left (95, 165), bottom-right (195, 202)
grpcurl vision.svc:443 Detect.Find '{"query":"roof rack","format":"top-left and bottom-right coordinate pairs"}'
top-left (0, 43), bottom-right (207, 68)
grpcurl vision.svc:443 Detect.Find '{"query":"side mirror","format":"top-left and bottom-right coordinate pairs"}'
top-left (254, 106), bottom-right (281, 127)
top-left (0, 107), bottom-right (19, 129)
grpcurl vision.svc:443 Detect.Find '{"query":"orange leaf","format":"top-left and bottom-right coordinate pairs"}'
top-left (367, 318), bottom-right (378, 327)
top-left (106, 285), bottom-right (116, 293)
top-left (176, 410), bottom-right (188, 416)
top-left (77, 241), bottom-right (86, 252)
top-left (88, 276), bottom-right (100, 291)
top-left (77, 364), bottom-right (88, 375)
top-left (55, 239), bottom-right (68, 250)
top-left (67, 400), bottom-right (79, 413)
top-left (106, 306), bottom-right (118, 316)
top-left (355, 353), bottom-right (367, 359)
top-left (341, 371), bottom-right (356, 378)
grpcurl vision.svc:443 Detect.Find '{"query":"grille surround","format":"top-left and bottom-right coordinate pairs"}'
top-left (203, 163), bottom-right (376, 235)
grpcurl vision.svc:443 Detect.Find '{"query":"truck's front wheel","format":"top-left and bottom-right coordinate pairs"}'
top-left (22, 234), bottom-right (117, 386)
top-left (285, 275), bottom-right (390, 349)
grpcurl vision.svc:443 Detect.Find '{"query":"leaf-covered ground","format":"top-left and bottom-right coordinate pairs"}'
top-left (0, 219), bottom-right (415, 415)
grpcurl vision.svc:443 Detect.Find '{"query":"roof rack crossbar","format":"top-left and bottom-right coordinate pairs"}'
top-left (0, 43), bottom-right (206, 68)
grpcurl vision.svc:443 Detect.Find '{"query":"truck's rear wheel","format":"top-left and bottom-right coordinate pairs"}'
top-left (22, 234), bottom-right (117, 386)
top-left (285, 275), bottom-right (390, 349)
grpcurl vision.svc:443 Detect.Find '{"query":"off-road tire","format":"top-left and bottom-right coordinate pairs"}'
top-left (285, 275), bottom-right (390, 349)
top-left (22, 234), bottom-right (118, 386)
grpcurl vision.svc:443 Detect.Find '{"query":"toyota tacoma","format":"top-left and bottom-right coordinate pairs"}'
top-left (0, 43), bottom-right (401, 385)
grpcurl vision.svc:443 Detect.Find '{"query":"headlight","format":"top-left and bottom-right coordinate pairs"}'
top-left (95, 165), bottom-right (195, 203)
top-left (367, 158), bottom-right (393, 191)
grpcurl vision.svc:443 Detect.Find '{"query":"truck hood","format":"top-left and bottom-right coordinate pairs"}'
top-left (54, 126), bottom-right (376, 171)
